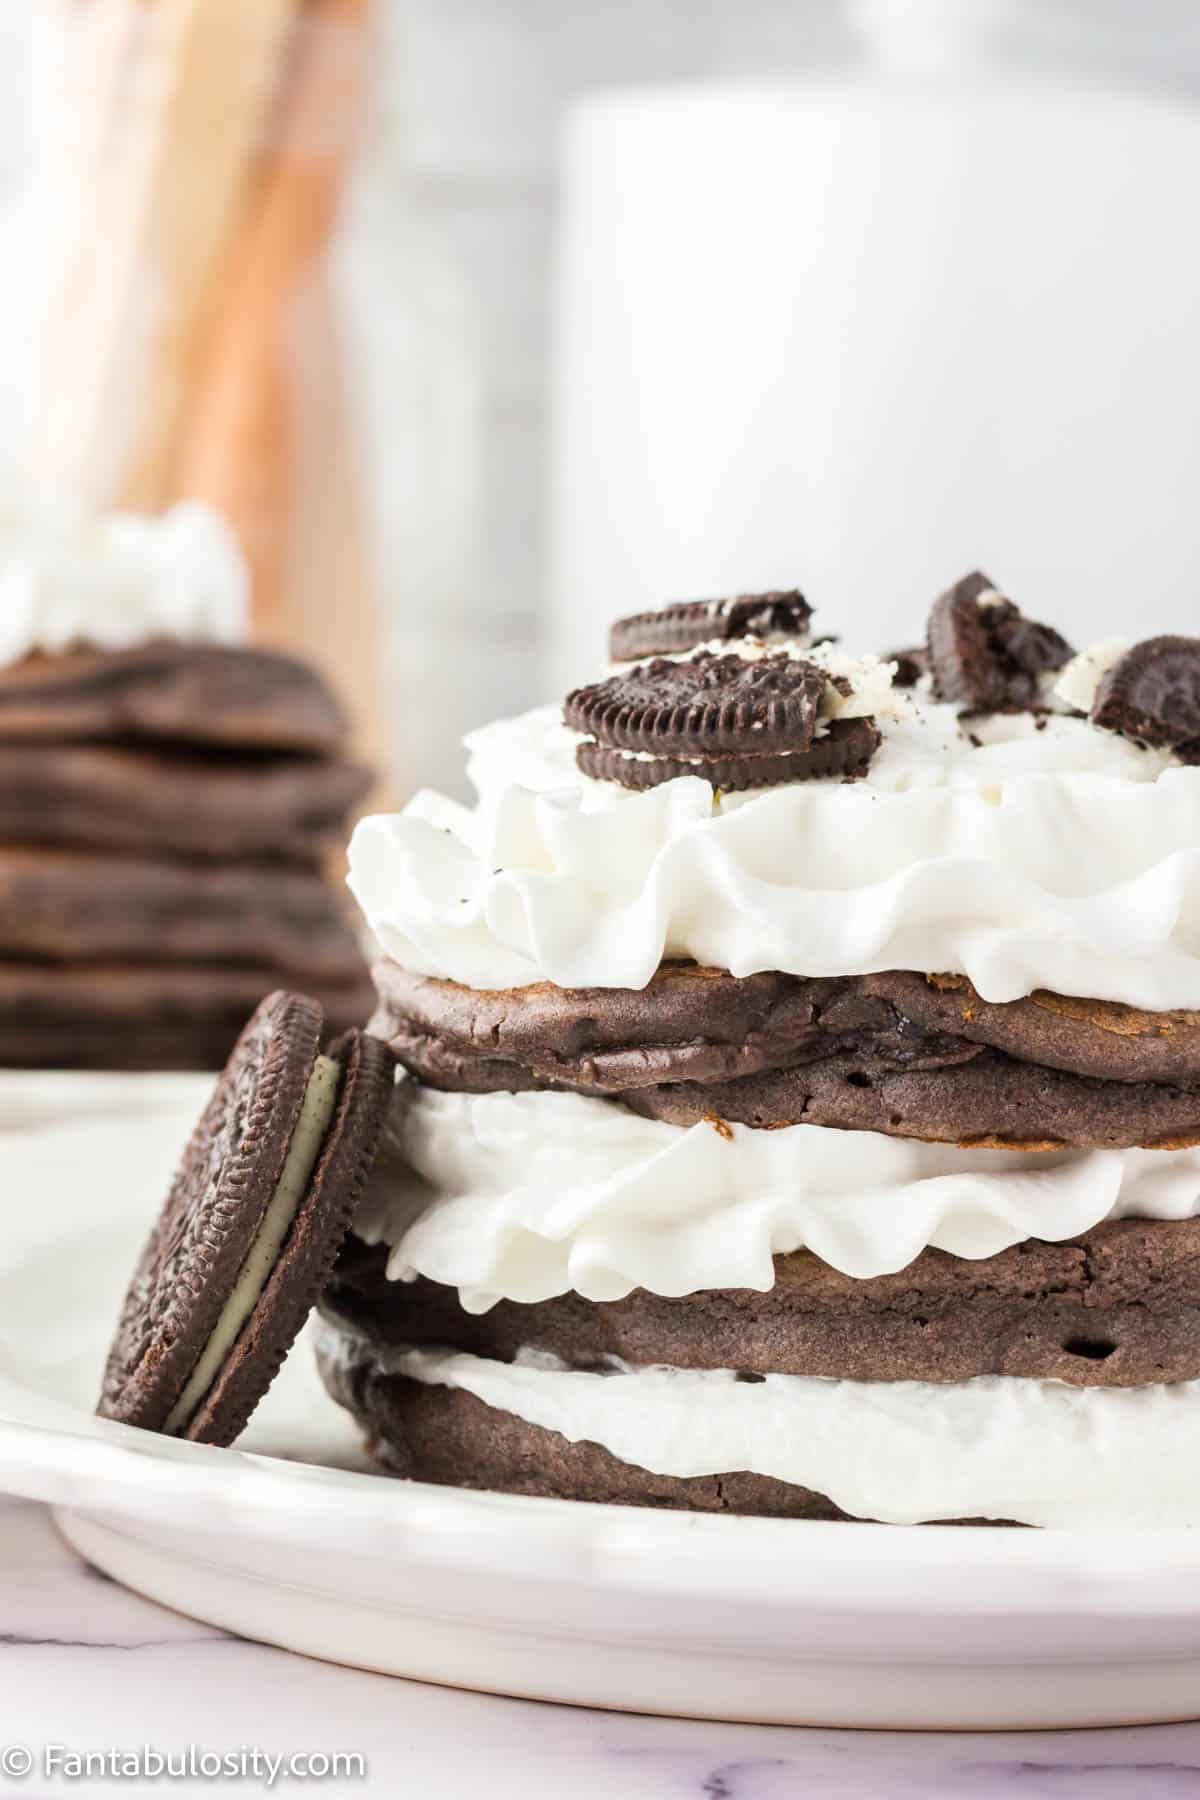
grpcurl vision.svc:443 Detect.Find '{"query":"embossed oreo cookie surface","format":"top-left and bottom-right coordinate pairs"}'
top-left (566, 652), bottom-right (880, 790)
top-left (99, 990), bottom-right (392, 1445)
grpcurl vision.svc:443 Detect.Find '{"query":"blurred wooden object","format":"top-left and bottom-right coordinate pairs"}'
top-left (34, 0), bottom-right (297, 509)
top-left (175, 0), bottom-right (364, 617)
top-left (28, 0), bottom-right (391, 799)
top-left (174, 0), bottom-right (391, 797)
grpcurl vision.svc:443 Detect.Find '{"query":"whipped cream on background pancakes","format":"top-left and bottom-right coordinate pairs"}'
top-left (0, 487), bottom-right (248, 665)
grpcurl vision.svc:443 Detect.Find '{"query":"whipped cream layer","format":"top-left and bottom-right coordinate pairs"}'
top-left (0, 489), bottom-right (249, 666)
top-left (347, 697), bottom-right (1200, 1009)
top-left (353, 1087), bottom-right (1200, 1313)
top-left (334, 1335), bottom-right (1200, 1527)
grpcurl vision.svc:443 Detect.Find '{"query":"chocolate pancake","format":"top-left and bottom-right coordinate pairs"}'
top-left (99, 990), bottom-right (393, 1445)
top-left (0, 643), bottom-right (348, 752)
top-left (0, 743), bottom-right (370, 864)
top-left (609, 592), bottom-right (813, 662)
top-left (616, 1051), bottom-right (1200, 1149)
top-left (369, 960), bottom-right (1200, 1148)
top-left (372, 961), bottom-right (1200, 1092)
top-left (0, 963), bottom-right (375, 1070)
top-left (927, 572), bottom-right (1073, 712)
top-left (324, 1215), bottom-right (1200, 1391)
top-left (0, 850), bottom-right (364, 974)
top-left (317, 1213), bottom-right (1200, 1519)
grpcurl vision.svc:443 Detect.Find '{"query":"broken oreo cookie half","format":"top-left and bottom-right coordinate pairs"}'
top-left (609, 591), bottom-right (813, 663)
top-left (565, 652), bottom-right (879, 791)
top-left (926, 570), bottom-right (1074, 713)
top-left (1091, 635), bottom-right (1200, 762)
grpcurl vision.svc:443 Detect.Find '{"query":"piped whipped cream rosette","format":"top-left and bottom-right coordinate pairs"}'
top-left (326, 577), bottom-right (1200, 1527)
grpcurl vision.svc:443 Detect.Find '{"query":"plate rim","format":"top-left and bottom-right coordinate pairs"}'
top-left (9, 1403), bottom-right (1200, 1625)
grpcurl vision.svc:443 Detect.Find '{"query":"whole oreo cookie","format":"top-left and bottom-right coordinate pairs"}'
top-left (98, 990), bottom-right (392, 1444)
top-left (576, 717), bottom-right (881, 792)
top-left (565, 651), bottom-right (877, 790)
top-left (567, 653), bottom-right (824, 754)
top-left (927, 571), bottom-right (1073, 712)
top-left (1091, 636), bottom-right (1200, 759)
top-left (609, 592), bottom-right (812, 662)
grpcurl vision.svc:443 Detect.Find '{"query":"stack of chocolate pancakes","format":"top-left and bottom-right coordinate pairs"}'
top-left (324, 581), bottom-right (1200, 1526)
top-left (0, 643), bottom-right (374, 1069)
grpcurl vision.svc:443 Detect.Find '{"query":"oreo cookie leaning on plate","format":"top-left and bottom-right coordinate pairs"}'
top-left (1091, 636), bottom-right (1200, 761)
top-left (610, 591), bottom-right (812, 662)
top-left (97, 990), bottom-right (393, 1446)
top-left (565, 652), bottom-right (880, 791)
top-left (927, 571), bottom-right (1074, 713)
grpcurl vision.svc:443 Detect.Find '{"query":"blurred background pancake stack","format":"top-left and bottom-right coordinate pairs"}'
top-left (0, 499), bottom-right (375, 1069)
top-left (0, 0), bottom-right (384, 1069)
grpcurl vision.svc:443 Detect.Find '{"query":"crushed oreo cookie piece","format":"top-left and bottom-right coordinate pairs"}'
top-left (887, 646), bottom-right (929, 688)
top-left (927, 571), bottom-right (1074, 712)
top-left (1091, 636), bottom-right (1200, 755)
top-left (609, 592), bottom-right (812, 662)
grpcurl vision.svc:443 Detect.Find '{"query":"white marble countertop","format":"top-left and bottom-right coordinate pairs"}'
top-left (5, 1495), bottom-right (1200, 1799)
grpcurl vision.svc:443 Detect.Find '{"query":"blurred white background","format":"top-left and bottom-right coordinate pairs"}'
top-left (1, 1), bottom-right (1199, 796)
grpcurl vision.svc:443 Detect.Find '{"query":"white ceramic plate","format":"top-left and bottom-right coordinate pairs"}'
top-left (3, 1071), bottom-right (1200, 1730)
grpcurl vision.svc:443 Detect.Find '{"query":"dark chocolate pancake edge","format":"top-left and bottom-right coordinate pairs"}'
top-left (0, 643), bottom-right (349, 753)
top-left (0, 743), bottom-right (371, 864)
top-left (0, 849), bottom-right (364, 975)
top-left (323, 1215), bottom-right (1200, 1391)
top-left (0, 964), bottom-right (375, 1071)
top-left (368, 961), bottom-right (1200, 1147)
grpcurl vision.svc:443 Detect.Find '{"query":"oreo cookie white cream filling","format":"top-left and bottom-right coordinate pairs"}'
top-left (164, 1056), bottom-right (342, 1434)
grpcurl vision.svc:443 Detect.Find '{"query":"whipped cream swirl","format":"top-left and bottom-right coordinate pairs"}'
top-left (354, 1086), bottom-right (1200, 1313)
top-left (0, 488), bottom-right (249, 666)
top-left (347, 691), bottom-right (1200, 1009)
